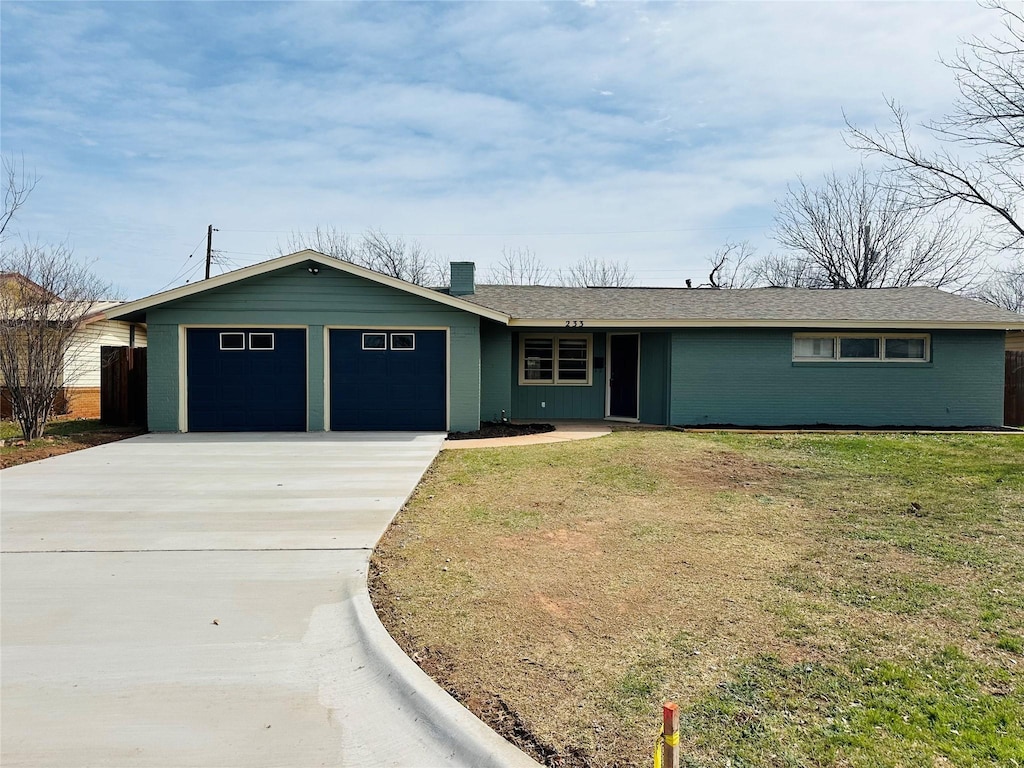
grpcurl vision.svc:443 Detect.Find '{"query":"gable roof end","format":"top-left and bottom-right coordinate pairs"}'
top-left (105, 251), bottom-right (511, 323)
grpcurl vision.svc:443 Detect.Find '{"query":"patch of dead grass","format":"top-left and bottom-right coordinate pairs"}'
top-left (371, 431), bottom-right (1024, 767)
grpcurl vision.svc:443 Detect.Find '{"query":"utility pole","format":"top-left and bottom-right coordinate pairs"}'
top-left (205, 224), bottom-right (218, 280)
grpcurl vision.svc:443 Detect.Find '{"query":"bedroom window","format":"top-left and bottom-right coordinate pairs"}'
top-left (793, 333), bottom-right (929, 362)
top-left (520, 334), bottom-right (592, 385)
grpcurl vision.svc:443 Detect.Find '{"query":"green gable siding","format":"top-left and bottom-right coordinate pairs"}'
top-left (480, 321), bottom-right (513, 423)
top-left (144, 265), bottom-right (482, 432)
top-left (670, 328), bottom-right (1005, 427)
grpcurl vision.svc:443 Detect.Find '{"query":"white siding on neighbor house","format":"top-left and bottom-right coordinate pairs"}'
top-left (1008, 330), bottom-right (1024, 351)
top-left (62, 321), bottom-right (147, 388)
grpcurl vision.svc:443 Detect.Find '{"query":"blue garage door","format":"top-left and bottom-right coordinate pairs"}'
top-left (330, 329), bottom-right (446, 431)
top-left (187, 328), bottom-right (307, 431)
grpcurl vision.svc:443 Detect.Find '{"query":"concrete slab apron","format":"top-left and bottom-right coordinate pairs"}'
top-left (1, 433), bottom-right (540, 768)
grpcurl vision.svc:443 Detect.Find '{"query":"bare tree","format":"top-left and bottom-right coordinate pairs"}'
top-left (1, 154), bottom-right (38, 243)
top-left (277, 226), bottom-right (445, 286)
top-left (0, 240), bottom-right (111, 439)
top-left (358, 228), bottom-right (446, 286)
top-left (769, 166), bottom-right (984, 289)
top-left (556, 257), bottom-right (634, 287)
top-left (846, 1), bottom-right (1024, 255)
top-left (705, 242), bottom-right (760, 288)
top-left (486, 247), bottom-right (552, 285)
top-left (277, 225), bottom-right (355, 261)
top-left (976, 255), bottom-right (1024, 311)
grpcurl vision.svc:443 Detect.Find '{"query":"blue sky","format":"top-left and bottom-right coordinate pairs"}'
top-left (0, 1), bottom-right (1002, 298)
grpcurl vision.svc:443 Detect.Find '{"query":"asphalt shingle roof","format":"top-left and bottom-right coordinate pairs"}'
top-left (460, 285), bottom-right (1024, 326)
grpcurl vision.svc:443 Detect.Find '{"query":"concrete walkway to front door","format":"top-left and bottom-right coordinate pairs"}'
top-left (1, 433), bottom-right (540, 768)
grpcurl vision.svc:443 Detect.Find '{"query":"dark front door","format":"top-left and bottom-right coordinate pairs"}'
top-left (186, 328), bottom-right (307, 431)
top-left (329, 329), bottom-right (446, 430)
top-left (608, 333), bottom-right (639, 419)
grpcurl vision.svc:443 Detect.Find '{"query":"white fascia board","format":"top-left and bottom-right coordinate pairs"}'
top-left (105, 250), bottom-right (511, 324)
top-left (507, 317), bottom-right (1024, 330)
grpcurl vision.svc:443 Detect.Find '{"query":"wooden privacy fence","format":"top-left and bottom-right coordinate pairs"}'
top-left (1007, 351), bottom-right (1024, 427)
top-left (101, 346), bottom-right (147, 428)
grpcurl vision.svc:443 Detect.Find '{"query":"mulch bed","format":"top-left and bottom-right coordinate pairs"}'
top-left (447, 421), bottom-right (555, 440)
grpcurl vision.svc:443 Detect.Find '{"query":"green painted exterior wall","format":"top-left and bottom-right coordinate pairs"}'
top-left (511, 331), bottom-right (608, 420)
top-left (639, 332), bottom-right (670, 425)
top-left (669, 328), bottom-right (1006, 427)
top-left (480, 321), bottom-right (513, 423)
top-left (144, 264), bottom-right (482, 432)
top-left (145, 323), bottom-right (180, 432)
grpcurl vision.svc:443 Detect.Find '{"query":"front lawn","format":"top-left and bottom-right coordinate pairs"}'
top-left (371, 431), bottom-right (1024, 767)
top-left (0, 418), bottom-right (142, 468)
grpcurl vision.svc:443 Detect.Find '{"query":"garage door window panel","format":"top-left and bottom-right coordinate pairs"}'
top-left (219, 332), bottom-right (245, 350)
top-left (362, 333), bottom-right (387, 350)
top-left (390, 333), bottom-right (415, 350)
top-left (248, 332), bottom-right (275, 350)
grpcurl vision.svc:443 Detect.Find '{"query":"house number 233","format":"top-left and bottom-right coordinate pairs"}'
top-left (564, 320), bottom-right (584, 328)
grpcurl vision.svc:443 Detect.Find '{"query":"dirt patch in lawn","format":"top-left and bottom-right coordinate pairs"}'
top-left (371, 431), bottom-right (1024, 767)
top-left (371, 433), bottom-right (819, 764)
top-left (1, 425), bottom-right (143, 468)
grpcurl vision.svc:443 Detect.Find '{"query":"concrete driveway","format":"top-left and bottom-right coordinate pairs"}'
top-left (1, 433), bottom-right (539, 768)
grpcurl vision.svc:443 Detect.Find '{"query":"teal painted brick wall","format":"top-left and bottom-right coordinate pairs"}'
top-left (480, 321), bottom-right (512, 422)
top-left (307, 324), bottom-right (325, 430)
top-left (639, 333), bottom-right (670, 425)
top-left (144, 264), bottom-right (482, 432)
top-left (146, 324), bottom-right (179, 432)
top-left (670, 328), bottom-right (1005, 427)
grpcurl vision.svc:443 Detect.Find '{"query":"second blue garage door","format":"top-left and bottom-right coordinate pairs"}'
top-left (329, 329), bottom-right (446, 431)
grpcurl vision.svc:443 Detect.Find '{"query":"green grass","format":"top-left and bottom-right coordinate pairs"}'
top-left (0, 418), bottom-right (109, 440)
top-left (373, 431), bottom-right (1024, 767)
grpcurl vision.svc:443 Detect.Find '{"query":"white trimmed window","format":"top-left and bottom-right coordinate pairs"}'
top-left (219, 332), bottom-right (245, 350)
top-left (793, 333), bottom-right (930, 362)
top-left (248, 332), bottom-right (275, 350)
top-left (519, 334), bottom-right (592, 385)
top-left (362, 333), bottom-right (387, 350)
top-left (390, 333), bottom-right (415, 350)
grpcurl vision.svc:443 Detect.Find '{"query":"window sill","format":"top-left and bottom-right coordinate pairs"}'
top-left (792, 361), bottom-right (933, 369)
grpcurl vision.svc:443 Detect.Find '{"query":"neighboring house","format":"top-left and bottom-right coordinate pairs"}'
top-left (0, 273), bottom-right (147, 420)
top-left (105, 250), bottom-right (1024, 432)
top-left (1008, 330), bottom-right (1024, 352)
top-left (59, 302), bottom-right (148, 419)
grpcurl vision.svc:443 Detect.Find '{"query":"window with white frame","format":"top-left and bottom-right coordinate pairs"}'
top-left (519, 334), bottom-right (592, 385)
top-left (390, 333), bottom-right (415, 350)
top-left (248, 332), bottom-right (275, 350)
top-left (362, 333), bottom-right (387, 350)
top-left (219, 332), bottom-right (245, 350)
top-left (793, 333), bottom-right (930, 362)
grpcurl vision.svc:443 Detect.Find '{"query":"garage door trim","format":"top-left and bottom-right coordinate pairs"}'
top-left (324, 325), bottom-right (450, 432)
top-left (180, 324), bottom-right (310, 433)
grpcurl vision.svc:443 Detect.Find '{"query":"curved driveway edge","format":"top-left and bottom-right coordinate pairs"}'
top-left (1, 432), bottom-right (540, 767)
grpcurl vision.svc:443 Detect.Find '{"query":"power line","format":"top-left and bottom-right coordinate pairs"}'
top-left (216, 224), bottom-right (770, 237)
top-left (155, 232), bottom-right (211, 292)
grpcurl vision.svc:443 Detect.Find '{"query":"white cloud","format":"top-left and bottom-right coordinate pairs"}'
top-left (0, 1), bottom-right (1008, 296)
